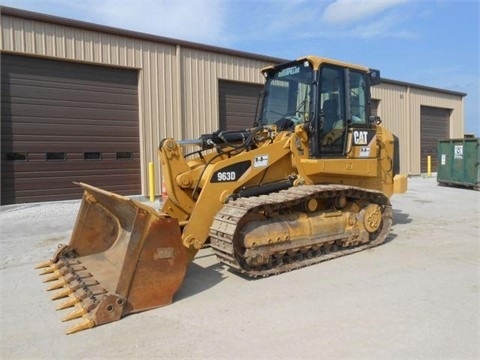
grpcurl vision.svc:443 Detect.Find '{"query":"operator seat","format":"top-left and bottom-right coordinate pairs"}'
top-left (322, 99), bottom-right (339, 132)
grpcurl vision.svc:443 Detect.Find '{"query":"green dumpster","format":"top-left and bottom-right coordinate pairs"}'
top-left (437, 138), bottom-right (480, 190)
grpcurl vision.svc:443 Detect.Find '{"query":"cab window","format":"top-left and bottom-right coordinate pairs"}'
top-left (319, 66), bottom-right (345, 154)
top-left (349, 71), bottom-right (368, 125)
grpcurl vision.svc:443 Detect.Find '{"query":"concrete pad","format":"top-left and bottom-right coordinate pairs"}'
top-left (1, 177), bottom-right (479, 359)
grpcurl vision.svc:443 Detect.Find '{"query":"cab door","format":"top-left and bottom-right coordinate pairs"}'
top-left (316, 66), bottom-right (373, 158)
top-left (318, 66), bottom-right (346, 156)
top-left (345, 70), bottom-right (377, 161)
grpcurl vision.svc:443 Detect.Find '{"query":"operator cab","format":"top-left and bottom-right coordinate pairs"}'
top-left (259, 56), bottom-right (380, 158)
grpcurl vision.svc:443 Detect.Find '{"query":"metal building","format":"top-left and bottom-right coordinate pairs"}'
top-left (371, 80), bottom-right (465, 178)
top-left (0, 6), bottom-right (466, 204)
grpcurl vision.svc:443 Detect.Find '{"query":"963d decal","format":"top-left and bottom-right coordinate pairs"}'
top-left (211, 160), bottom-right (251, 183)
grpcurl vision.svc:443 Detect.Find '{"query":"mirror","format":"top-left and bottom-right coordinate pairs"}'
top-left (369, 69), bottom-right (381, 86)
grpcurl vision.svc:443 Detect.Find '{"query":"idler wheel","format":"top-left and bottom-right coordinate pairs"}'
top-left (363, 204), bottom-right (382, 233)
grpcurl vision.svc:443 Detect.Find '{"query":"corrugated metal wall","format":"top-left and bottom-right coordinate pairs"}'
top-left (372, 84), bottom-right (464, 174)
top-left (180, 49), bottom-right (266, 141)
top-left (1, 13), bottom-right (271, 194)
top-left (371, 83), bottom-right (409, 173)
top-left (1, 8), bottom-right (466, 190)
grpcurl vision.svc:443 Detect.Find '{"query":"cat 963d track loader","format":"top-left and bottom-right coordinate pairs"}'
top-left (36, 55), bottom-right (407, 334)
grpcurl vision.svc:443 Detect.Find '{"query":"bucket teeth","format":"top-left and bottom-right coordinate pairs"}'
top-left (56, 294), bottom-right (80, 310)
top-left (41, 265), bottom-right (85, 283)
top-left (35, 260), bottom-right (53, 269)
top-left (51, 287), bottom-right (73, 300)
top-left (38, 260), bottom-right (77, 275)
top-left (46, 271), bottom-right (93, 291)
top-left (62, 306), bottom-right (87, 322)
top-left (46, 278), bottom-right (68, 291)
top-left (55, 284), bottom-right (105, 310)
top-left (42, 271), bottom-right (64, 283)
top-left (34, 182), bottom-right (190, 335)
top-left (50, 278), bottom-right (98, 300)
top-left (66, 318), bottom-right (95, 335)
top-left (38, 264), bottom-right (60, 275)
top-left (62, 299), bottom-right (97, 322)
top-left (63, 297), bottom-right (104, 334)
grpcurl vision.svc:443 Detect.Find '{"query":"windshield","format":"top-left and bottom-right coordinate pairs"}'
top-left (260, 61), bottom-right (313, 127)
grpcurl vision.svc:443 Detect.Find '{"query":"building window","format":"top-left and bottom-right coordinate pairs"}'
top-left (46, 152), bottom-right (66, 161)
top-left (116, 152), bottom-right (133, 160)
top-left (6, 152), bottom-right (28, 161)
top-left (84, 152), bottom-right (102, 160)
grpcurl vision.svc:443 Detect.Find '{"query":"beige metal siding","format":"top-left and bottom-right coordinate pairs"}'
top-left (1, 9), bottom-right (465, 190)
top-left (180, 49), bottom-right (266, 141)
top-left (1, 14), bottom-right (273, 194)
top-left (410, 87), bottom-right (464, 138)
top-left (371, 83), bottom-right (409, 174)
top-left (409, 88), bottom-right (463, 174)
top-left (1, 14), bottom-right (179, 194)
top-left (372, 83), bottom-right (464, 175)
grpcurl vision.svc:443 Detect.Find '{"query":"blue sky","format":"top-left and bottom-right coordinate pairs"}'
top-left (2, 0), bottom-right (479, 135)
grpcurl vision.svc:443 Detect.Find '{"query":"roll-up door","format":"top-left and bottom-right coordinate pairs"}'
top-left (218, 80), bottom-right (263, 131)
top-left (1, 54), bottom-right (140, 204)
top-left (420, 106), bottom-right (451, 172)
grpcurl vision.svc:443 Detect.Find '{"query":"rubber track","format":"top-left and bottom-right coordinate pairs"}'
top-left (209, 184), bottom-right (392, 277)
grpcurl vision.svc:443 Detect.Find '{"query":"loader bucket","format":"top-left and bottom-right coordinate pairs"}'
top-left (36, 183), bottom-right (187, 334)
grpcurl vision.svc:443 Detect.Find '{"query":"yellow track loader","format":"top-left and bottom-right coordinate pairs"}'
top-left (36, 55), bottom-right (407, 334)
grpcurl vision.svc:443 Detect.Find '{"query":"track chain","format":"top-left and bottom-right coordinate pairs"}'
top-left (209, 184), bottom-right (392, 277)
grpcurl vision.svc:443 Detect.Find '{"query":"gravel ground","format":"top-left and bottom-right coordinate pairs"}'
top-left (0, 176), bottom-right (479, 359)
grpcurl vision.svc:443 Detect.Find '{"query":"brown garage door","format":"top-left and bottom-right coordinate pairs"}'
top-left (218, 80), bottom-right (263, 131)
top-left (420, 106), bottom-right (450, 172)
top-left (1, 54), bottom-right (140, 205)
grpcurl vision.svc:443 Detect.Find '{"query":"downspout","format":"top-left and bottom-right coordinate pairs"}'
top-left (406, 85), bottom-right (411, 175)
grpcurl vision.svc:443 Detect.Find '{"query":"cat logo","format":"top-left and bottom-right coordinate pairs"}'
top-left (353, 131), bottom-right (368, 145)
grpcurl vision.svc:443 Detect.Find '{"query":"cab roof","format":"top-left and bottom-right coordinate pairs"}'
top-left (262, 55), bottom-right (370, 73)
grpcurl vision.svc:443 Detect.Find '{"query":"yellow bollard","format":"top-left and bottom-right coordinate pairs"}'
top-left (427, 155), bottom-right (431, 177)
top-left (148, 162), bottom-right (155, 202)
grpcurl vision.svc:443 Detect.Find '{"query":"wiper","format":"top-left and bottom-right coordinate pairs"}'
top-left (284, 99), bottom-right (306, 122)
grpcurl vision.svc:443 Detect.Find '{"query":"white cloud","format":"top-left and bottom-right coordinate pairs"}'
top-left (321, 0), bottom-right (407, 25)
top-left (344, 12), bottom-right (416, 39)
top-left (1, 0), bottom-right (413, 44)
top-left (220, 0), bottom-right (412, 44)
top-left (84, 0), bottom-right (227, 45)
top-left (0, 0), bottom-right (228, 45)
